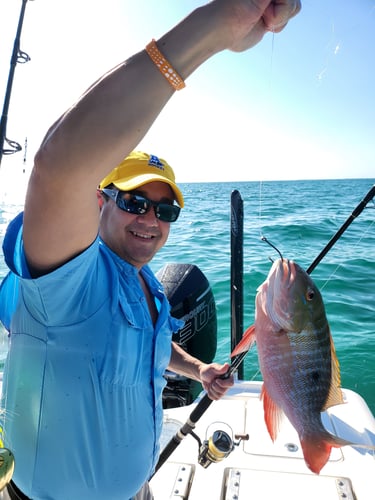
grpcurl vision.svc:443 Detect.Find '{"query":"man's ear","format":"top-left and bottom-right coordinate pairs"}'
top-left (96, 189), bottom-right (104, 209)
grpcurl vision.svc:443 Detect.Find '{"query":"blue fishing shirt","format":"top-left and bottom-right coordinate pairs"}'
top-left (0, 215), bottom-right (183, 500)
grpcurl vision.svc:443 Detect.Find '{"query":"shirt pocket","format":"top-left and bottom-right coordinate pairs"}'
top-left (98, 293), bottom-right (154, 387)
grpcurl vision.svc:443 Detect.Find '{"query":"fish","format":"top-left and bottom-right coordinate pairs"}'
top-left (232, 258), bottom-right (352, 474)
top-left (0, 447), bottom-right (14, 492)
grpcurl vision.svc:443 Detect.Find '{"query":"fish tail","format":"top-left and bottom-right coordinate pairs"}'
top-left (301, 432), bottom-right (351, 474)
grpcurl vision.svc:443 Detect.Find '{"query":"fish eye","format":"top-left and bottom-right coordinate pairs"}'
top-left (305, 289), bottom-right (315, 301)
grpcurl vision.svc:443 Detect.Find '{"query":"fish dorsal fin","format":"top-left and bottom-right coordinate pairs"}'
top-left (322, 329), bottom-right (344, 410)
top-left (261, 384), bottom-right (284, 442)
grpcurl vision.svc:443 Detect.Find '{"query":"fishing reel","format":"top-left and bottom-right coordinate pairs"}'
top-left (193, 422), bottom-right (249, 469)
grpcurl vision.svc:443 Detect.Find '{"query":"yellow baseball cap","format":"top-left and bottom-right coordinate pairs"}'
top-left (99, 151), bottom-right (184, 207)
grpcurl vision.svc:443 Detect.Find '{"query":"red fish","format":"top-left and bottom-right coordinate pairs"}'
top-left (232, 258), bottom-right (351, 474)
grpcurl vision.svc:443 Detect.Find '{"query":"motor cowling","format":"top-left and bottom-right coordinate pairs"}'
top-left (156, 263), bottom-right (217, 408)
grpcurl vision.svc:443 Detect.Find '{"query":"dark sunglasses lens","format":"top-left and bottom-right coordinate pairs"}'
top-left (117, 193), bottom-right (180, 222)
top-left (156, 204), bottom-right (180, 222)
top-left (117, 194), bottom-right (150, 215)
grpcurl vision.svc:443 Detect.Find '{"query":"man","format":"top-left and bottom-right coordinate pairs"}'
top-left (0, 1), bottom-right (301, 498)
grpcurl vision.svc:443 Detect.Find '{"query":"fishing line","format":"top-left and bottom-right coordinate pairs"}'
top-left (250, 368), bottom-right (261, 381)
top-left (320, 215), bottom-right (375, 292)
top-left (257, 32), bottom-right (275, 242)
top-left (252, 30), bottom-right (277, 382)
top-left (258, 180), bottom-right (264, 238)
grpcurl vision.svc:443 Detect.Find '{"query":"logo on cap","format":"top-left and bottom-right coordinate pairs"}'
top-left (148, 155), bottom-right (164, 170)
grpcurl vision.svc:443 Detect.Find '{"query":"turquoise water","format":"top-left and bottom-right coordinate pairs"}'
top-left (1, 178), bottom-right (374, 414)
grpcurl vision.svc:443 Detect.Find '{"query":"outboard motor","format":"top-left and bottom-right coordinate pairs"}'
top-left (156, 263), bottom-right (217, 408)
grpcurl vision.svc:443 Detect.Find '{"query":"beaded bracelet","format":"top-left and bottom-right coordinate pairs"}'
top-left (146, 39), bottom-right (186, 91)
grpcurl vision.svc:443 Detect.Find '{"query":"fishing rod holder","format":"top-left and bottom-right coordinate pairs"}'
top-left (196, 422), bottom-right (249, 469)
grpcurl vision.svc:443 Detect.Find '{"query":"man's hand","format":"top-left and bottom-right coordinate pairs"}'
top-left (208, 0), bottom-right (301, 53)
top-left (200, 362), bottom-right (234, 401)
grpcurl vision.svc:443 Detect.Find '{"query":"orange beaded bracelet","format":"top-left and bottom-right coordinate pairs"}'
top-left (145, 39), bottom-right (186, 91)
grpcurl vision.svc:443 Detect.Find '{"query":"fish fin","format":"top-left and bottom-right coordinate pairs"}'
top-left (301, 432), bottom-right (351, 475)
top-left (230, 324), bottom-right (256, 358)
top-left (261, 384), bottom-right (284, 442)
top-left (323, 330), bottom-right (344, 410)
top-left (300, 436), bottom-right (333, 474)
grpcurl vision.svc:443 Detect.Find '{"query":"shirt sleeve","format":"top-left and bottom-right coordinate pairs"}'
top-left (1, 212), bottom-right (109, 328)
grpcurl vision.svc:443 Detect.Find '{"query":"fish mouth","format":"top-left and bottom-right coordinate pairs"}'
top-left (280, 258), bottom-right (296, 287)
top-left (260, 258), bottom-right (297, 330)
top-left (281, 258), bottom-right (290, 283)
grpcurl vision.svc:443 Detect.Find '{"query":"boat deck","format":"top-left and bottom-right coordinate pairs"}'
top-left (150, 381), bottom-right (375, 499)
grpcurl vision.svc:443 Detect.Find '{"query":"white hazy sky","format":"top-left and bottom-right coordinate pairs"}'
top-left (0, 0), bottom-right (374, 185)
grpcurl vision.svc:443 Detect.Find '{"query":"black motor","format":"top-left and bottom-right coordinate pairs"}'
top-left (156, 263), bottom-right (217, 408)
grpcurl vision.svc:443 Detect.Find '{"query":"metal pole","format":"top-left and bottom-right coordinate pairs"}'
top-left (230, 190), bottom-right (244, 379)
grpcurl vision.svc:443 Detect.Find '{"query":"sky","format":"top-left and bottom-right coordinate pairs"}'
top-left (0, 0), bottom-right (374, 186)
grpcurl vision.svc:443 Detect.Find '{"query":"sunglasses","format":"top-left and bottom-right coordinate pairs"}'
top-left (101, 188), bottom-right (181, 223)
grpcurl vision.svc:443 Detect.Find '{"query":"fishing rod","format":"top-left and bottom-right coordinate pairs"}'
top-left (0, 0), bottom-right (33, 168)
top-left (306, 184), bottom-right (375, 274)
top-left (154, 183), bottom-right (375, 475)
top-left (153, 349), bottom-right (247, 475)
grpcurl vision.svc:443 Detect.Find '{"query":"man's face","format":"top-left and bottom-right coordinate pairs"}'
top-left (99, 181), bottom-right (175, 268)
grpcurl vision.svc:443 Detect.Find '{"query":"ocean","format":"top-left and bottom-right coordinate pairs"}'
top-left (0, 178), bottom-right (374, 414)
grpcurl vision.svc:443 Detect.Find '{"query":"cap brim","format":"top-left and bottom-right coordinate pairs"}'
top-left (113, 173), bottom-right (184, 208)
